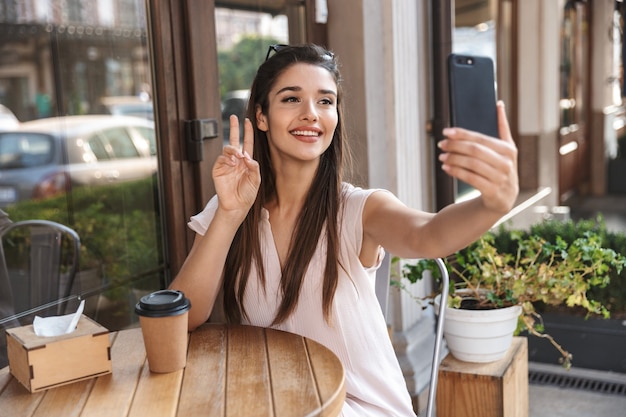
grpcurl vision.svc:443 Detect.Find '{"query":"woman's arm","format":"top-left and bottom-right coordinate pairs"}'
top-left (362, 101), bottom-right (518, 261)
top-left (169, 116), bottom-right (260, 330)
top-left (169, 208), bottom-right (246, 330)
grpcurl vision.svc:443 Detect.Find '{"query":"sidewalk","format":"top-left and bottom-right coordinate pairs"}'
top-left (529, 362), bottom-right (626, 417)
top-left (529, 384), bottom-right (626, 417)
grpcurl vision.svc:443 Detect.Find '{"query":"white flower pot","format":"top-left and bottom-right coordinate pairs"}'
top-left (435, 294), bottom-right (522, 363)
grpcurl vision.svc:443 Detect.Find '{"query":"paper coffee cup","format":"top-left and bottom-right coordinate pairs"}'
top-left (135, 290), bottom-right (191, 373)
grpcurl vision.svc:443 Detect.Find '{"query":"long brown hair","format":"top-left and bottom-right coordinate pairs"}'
top-left (222, 44), bottom-right (349, 325)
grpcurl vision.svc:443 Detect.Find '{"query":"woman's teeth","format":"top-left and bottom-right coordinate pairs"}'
top-left (291, 130), bottom-right (319, 136)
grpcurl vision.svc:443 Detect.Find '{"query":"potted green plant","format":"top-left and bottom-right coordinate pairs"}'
top-left (518, 216), bottom-right (626, 371)
top-left (393, 228), bottom-right (626, 369)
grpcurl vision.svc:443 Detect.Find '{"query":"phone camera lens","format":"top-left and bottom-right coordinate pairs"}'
top-left (467, 58), bottom-right (473, 65)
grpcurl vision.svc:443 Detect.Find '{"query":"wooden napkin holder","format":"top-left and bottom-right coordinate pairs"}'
top-left (6, 314), bottom-right (112, 393)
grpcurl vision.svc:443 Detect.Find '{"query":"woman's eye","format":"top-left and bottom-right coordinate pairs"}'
top-left (282, 96), bottom-right (299, 103)
top-left (320, 98), bottom-right (334, 105)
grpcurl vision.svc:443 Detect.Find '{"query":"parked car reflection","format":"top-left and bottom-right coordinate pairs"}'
top-left (0, 115), bottom-right (156, 208)
top-left (96, 96), bottom-right (154, 120)
top-left (221, 89), bottom-right (249, 143)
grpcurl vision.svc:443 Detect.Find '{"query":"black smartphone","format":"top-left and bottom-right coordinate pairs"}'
top-left (447, 53), bottom-right (499, 138)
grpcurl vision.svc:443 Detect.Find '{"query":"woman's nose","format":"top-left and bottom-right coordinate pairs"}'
top-left (300, 100), bottom-right (318, 121)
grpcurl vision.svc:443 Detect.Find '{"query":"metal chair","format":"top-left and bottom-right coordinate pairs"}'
top-left (425, 258), bottom-right (449, 417)
top-left (0, 218), bottom-right (81, 367)
top-left (376, 256), bottom-right (449, 417)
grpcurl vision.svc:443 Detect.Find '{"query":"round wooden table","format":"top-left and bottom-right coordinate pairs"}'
top-left (0, 323), bottom-right (346, 417)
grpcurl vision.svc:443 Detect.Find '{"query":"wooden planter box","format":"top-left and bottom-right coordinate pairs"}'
top-left (526, 312), bottom-right (626, 372)
top-left (437, 337), bottom-right (528, 417)
top-left (6, 315), bottom-right (112, 392)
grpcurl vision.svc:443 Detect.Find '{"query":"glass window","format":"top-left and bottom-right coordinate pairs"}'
top-left (560, 2), bottom-right (577, 129)
top-left (0, 0), bottom-right (19, 21)
top-left (613, 3), bottom-right (622, 106)
top-left (0, 0), bottom-right (163, 357)
top-left (100, 128), bottom-right (140, 159)
top-left (0, 133), bottom-right (53, 169)
top-left (215, 6), bottom-right (289, 142)
top-left (86, 136), bottom-right (110, 161)
top-left (559, 0), bottom-right (589, 131)
top-left (134, 126), bottom-right (156, 156)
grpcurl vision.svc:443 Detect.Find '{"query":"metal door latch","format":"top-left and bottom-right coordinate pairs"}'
top-left (184, 118), bottom-right (218, 162)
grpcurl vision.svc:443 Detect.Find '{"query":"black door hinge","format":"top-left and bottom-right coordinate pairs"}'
top-left (184, 118), bottom-right (219, 162)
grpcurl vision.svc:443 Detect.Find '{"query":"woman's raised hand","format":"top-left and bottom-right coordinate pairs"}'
top-left (438, 101), bottom-right (519, 214)
top-left (212, 115), bottom-right (261, 217)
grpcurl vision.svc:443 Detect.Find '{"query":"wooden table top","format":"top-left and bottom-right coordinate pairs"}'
top-left (0, 323), bottom-right (346, 417)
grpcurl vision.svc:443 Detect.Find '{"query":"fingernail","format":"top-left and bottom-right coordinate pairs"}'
top-left (443, 128), bottom-right (455, 136)
top-left (243, 150), bottom-right (251, 160)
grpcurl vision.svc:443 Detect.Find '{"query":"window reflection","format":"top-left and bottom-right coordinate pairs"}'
top-left (215, 7), bottom-right (288, 143)
top-left (559, 0), bottom-right (588, 131)
top-left (0, 0), bottom-right (163, 349)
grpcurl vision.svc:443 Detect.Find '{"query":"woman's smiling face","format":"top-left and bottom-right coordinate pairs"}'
top-left (256, 63), bottom-right (338, 166)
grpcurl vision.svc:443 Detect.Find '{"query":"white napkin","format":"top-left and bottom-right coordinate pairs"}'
top-left (33, 300), bottom-right (85, 337)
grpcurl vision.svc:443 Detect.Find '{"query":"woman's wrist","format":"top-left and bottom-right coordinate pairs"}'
top-left (214, 205), bottom-right (249, 229)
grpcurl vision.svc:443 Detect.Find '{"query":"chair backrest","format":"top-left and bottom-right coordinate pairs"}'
top-left (0, 220), bottom-right (80, 319)
top-left (0, 219), bottom-right (81, 367)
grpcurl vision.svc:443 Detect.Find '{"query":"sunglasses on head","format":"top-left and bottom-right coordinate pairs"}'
top-left (264, 44), bottom-right (335, 62)
top-left (265, 44), bottom-right (288, 61)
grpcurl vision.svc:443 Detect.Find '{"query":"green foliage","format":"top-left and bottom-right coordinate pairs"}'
top-left (3, 177), bottom-right (164, 299)
top-left (393, 219), bottom-right (626, 369)
top-left (492, 216), bottom-right (626, 316)
top-left (218, 35), bottom-right (283, 97)
top-left (595, 230), bottom-right (626, 314)
top-left (451, 232), bottom-right (623, 315)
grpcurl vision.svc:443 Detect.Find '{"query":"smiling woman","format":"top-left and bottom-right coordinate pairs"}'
top-left (169, 43), bottom-right (519, 417)
top-left (256, 63), bottom-right (338, 164)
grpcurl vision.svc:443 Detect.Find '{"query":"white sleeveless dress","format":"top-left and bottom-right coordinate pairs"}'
top-left (188, 183), bottom-right (417, 416)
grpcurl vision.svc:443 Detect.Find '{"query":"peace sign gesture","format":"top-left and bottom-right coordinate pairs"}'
top-left (212, 115), bottom-right (261, 219)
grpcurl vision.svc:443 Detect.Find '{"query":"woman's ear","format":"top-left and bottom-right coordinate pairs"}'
top-left (256, 105), bottom-right (268, 132)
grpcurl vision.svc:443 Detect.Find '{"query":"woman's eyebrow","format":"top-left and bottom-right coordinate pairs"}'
top-left (320, 89), bottom-right (337, 97)
top-left (275, 86), bottom-right (337, 97)
top-left (276, 86), bottom-right (301, 95)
